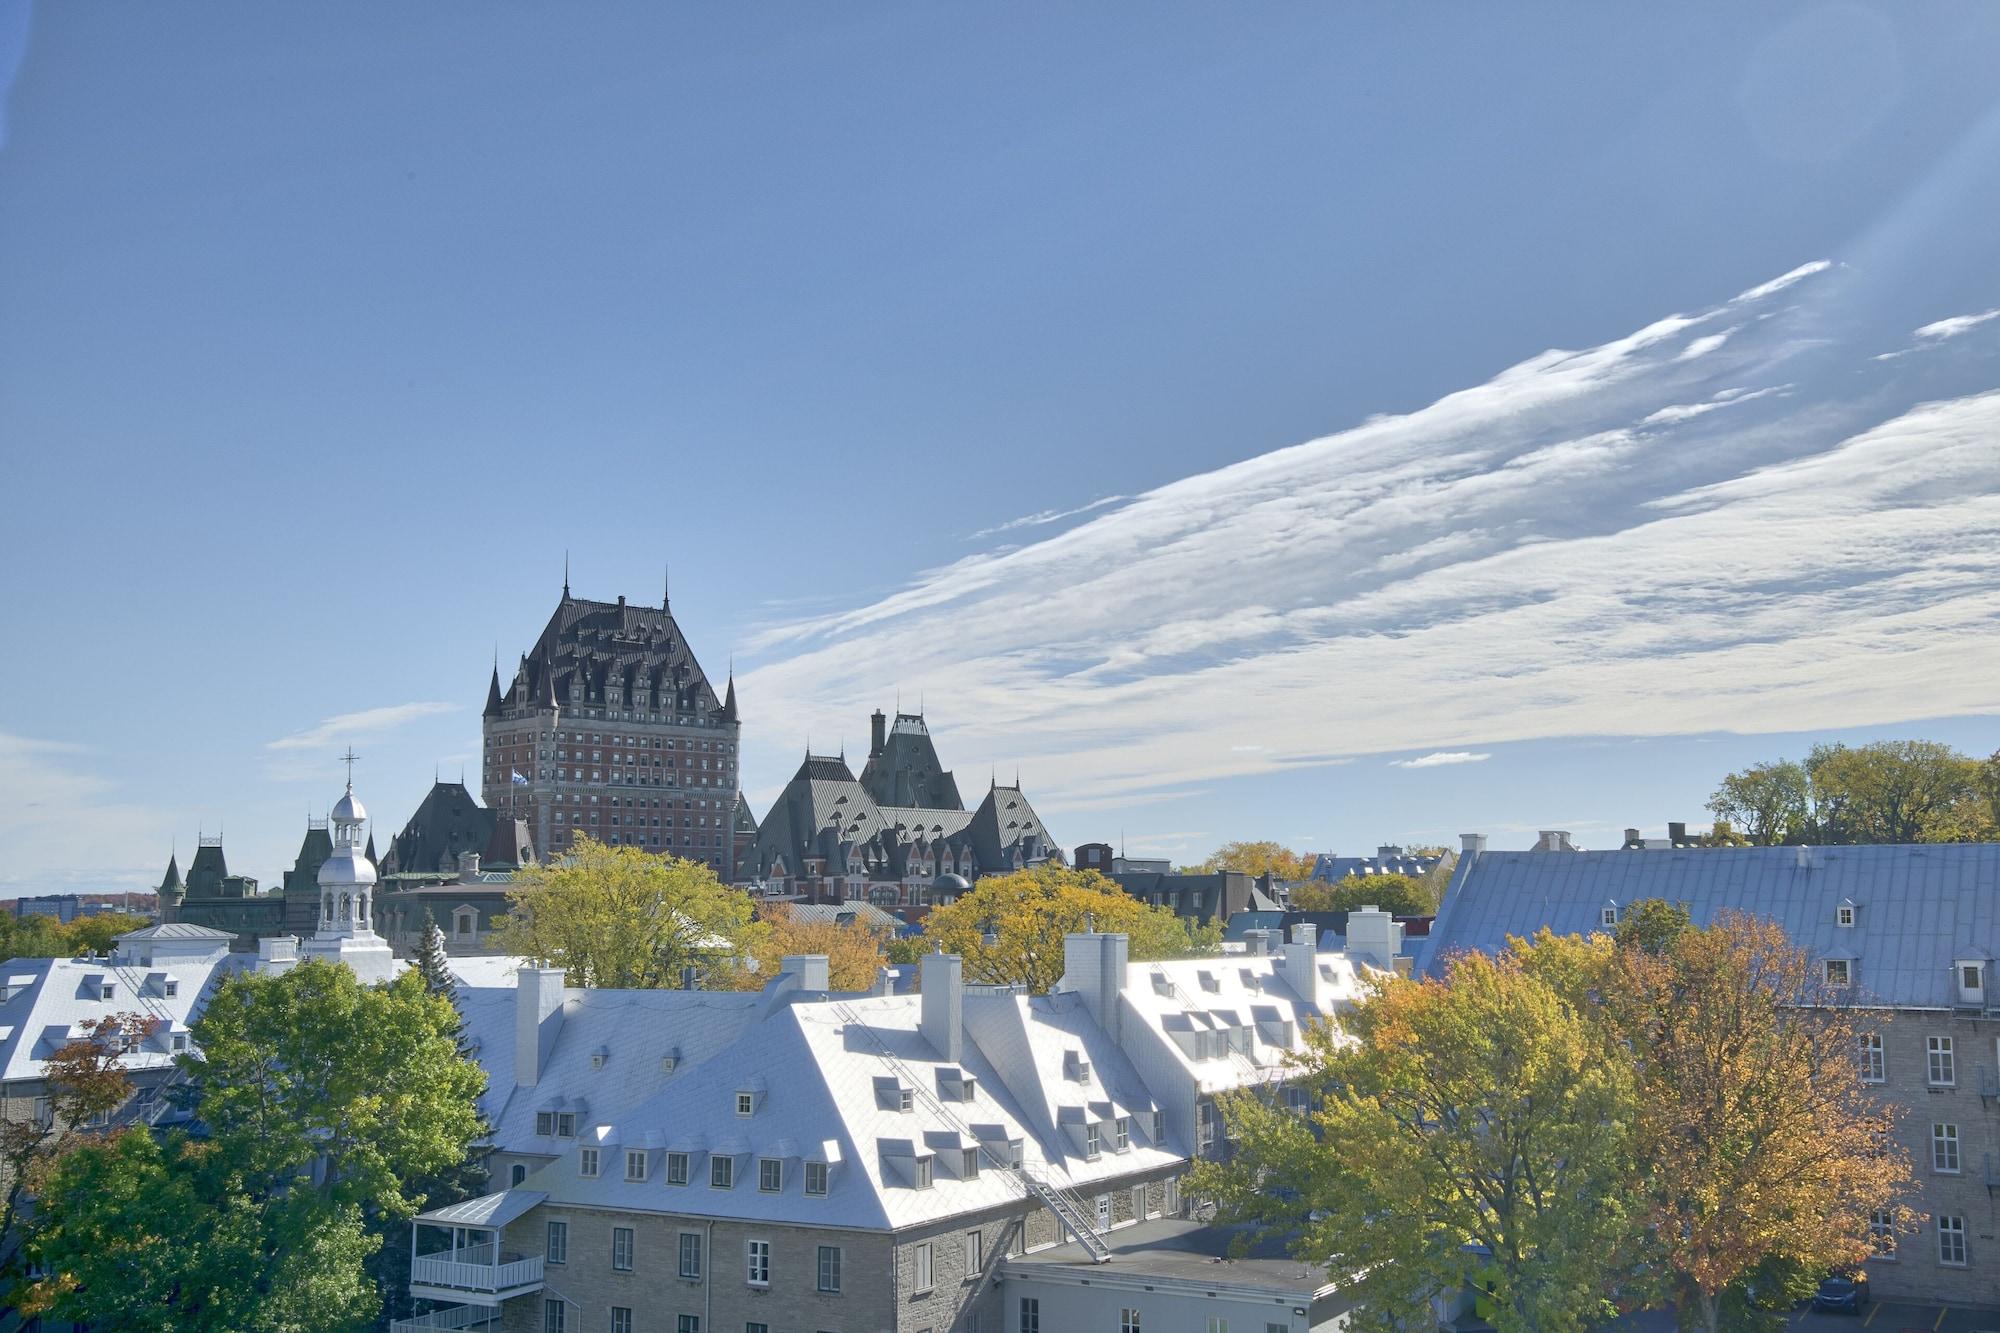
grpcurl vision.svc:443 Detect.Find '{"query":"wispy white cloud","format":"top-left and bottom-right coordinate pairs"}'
top-left (266, 702), bottom-right (459, 752)
top-left (0, 733), bottom-right (169, 894)
top-left (1914, 308), bottom-right (2000, 341)
top-left (968, 495), bottom-right (1128, 541)
top-left (737, 260), bottom-right (2000, 818)
top-left (1391, 751), bottom-right (1492, 769)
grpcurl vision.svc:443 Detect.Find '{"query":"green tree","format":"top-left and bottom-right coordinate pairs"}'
top-left (185, 962), bottom-right (485, 1220)
top-left (1193, 941), bottom-right (1638, 1333)
top-left (412, 912), bottom-right (457, 1004)
top-left (0, 1013), bottom-right (154, 1255)
top-left (491, 835), bottom-right (755, 987)
top-left (19, 1130), bottom-right (377, 1333)
top-left (1805, 740), bottom-right (1981, 844)
top-left (919, 864), bottom-right (1215, 992)
top-left (1289, 872), bottom-right (1432, 915)
top-left (1199, 840), bottom-right (1314, 880)
top-left (1705, 760), bottom-right (1810, 846)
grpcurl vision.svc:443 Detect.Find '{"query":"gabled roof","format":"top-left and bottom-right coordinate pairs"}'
top-left (1419, 842), bottom-right (2000, 1010)
top-left (117, 922), bottom-right (235, 942)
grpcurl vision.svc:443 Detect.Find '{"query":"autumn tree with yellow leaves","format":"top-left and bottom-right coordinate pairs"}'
top-left (720, 902), bottom-right (891, 994)
top-left (919, 863), bottom-right (1220, 993)
top-left (1198, 908), bottom-right (1914, 1333)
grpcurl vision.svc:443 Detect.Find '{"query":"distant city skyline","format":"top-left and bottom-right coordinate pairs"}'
top-left (2, 3), bottom-right (1998, 892)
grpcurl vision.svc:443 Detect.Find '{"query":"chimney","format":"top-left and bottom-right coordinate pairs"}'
top-left (1345, 906), bottom-right (1405, 973)
top-left (1242, 929), bottom-right (1270, 958)
top-left (870, 710), bottom-right (887, 758)
top-left (1459, 833), bottom-right (1487, 857)
top-left (257, 934), bottom-right (298, 965)
top-left (1061, 930), bottom-right (1129, 1043)
top-left (1281, 923), bottom-right (1322, 1010)
top-left (873, 966), bottom-right (894, 997)
top-left (1536, 831), bottom-right (1574, 852)
top-left (1623, 828), bottom-right (1642, 849)
top-left (459, 851), bottom-right (480, 876)
top-left (515, 966), bottom-right (566, 1088)
top-left (920, 950), bottom-right (963, 1062)
top-left (1667, 821), bottom-right (1687, 846)
top-left (783, 954), bottom-right (830, 994)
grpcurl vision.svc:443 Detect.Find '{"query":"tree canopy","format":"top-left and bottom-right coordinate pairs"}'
top-left (1708, 740), bottom-right (1996, 845)
top-left (1192, 941), bottom-right (1638, 1333)
top-left (19, 962), bottom-right (486, 1331)
top-left (1197, 908), bottom-right (1913, 1333)
top-left (919, 863), bottom-right (1220, 992)
top-left (1198, 840), bottom-right (1314, 880)
top-left (490, 835), bottom-right (756, 987)
top-left (721, 902), bottom-right (891, 993)
top-left (1289, 871), bottom-right (1433, 915)
top-left (0, 911), bottom-right (154, 964)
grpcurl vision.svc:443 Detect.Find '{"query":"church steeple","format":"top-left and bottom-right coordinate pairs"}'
top-left (484, 655), bottom-right (504, 718)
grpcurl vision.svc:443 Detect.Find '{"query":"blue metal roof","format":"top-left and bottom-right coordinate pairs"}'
top-left (1418, 842), bottom-right (2000, 1010)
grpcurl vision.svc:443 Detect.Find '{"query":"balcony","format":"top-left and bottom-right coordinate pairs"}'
top-left (410, 1252), bottom-right (544, 1301)
top-left (405, 1189), bottom-right (549, 1308)
top-left (391, 1303), bottom-right (502, 1332)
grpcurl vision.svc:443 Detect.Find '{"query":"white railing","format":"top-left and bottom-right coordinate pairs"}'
top-left (410, 1254), bottom-right (544, 1293)
top-left (391, 1304), bottom-right (500, 1331)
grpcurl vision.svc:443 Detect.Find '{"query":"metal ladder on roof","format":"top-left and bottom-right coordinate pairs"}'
top-left (828, 1001), bottom-right (1113, 1263)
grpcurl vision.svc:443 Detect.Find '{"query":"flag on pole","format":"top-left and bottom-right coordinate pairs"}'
top-left (511, 770), bottom-right (530, 786)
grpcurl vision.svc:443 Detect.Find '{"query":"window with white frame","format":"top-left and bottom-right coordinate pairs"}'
top-left (678, 1231), bottom-right (702, 1279)
top-left (1824, 959), bottom-right (1851, 988)
top-left (611, 1309), bottom-right (632, 1333)
top-left (746, 1238), bottom-right (770, 1286)
top-left (1019, 1298), bottom-right (1039, 1333)
top-left (804, 1160), bottom-right (829, 1196)
top-left (1929, 1036), bottom-right (1956, 1086)
top-left (666, 1151), bottom-right (689, 1186)
top-left (1198, 1100), bottom-right (1217, 1152)
top-left (1208, 1317), bottom-right (1229, 1333)
top-left (1152, 1109), bottom-right (1166, 1144)
top-left (1084, 1121), bottom-right (1101, 1159)
top-left (1939, 1215), bottom-right (1967, 1266)
top-left (676, 1316), bottom-right (700, 1333)
top-left (1870, 1208), bottom-right (1896, 1258)
top-left (758, 1157), bottom-right (782, 1192)
top-left (625, 1150), bottom-right (647, 1182)
top-left (579, 1147), bottom-right (599, 1177)
top-left (546, 1220), bottom-right (568, 1265)
top-left (912, 1155), bottom-right (933, 1190)
top-left (542, 1298), bottom-right (565, 1333)
top-left (1113, 1116), bottom-right (1131, 1151)
top-left (1121, 1308), bottom-right (1141, 1333)
top-left (1859, 1033), bottom-right (1884, 1083)
top-left (1837, 902), bottom-right (1855, 927)
top-left (1933, 1123), bottom-right (1961, 1174)
top-left (912, 1241), bottom-right (933, 1293)
top-left (612, 1226), bottom-right (634, 1272)
top-left (711, 1155), bottom-right (734, 1189)
top-left (967, 1229), bottom-right (982, 1275)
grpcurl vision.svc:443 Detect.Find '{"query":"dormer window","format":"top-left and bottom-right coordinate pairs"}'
top-left (1956, 960), bottom-right (1986, 1005)
top-left (101, 982), bottom-right (116, 1000)
top-left (1112, 1116), bottom-right (1131, 1152)
top-left (1063, 1050), bottom-right (1091, 1083)
top-left (1837, 900), bottom-right (1857, 928)
top-left (625, 1149), bottom-right (648, 1182)
top-left (960, 1147), bottom-right (980, 1178)
top-left (1084, 1121), bottom-right (1101, 1160)
top-left (1824, 959), bottom-right (1852, 988)
top-left (592, 1046), bottom-right (610, 1070)
top-left (1600, 901), bottom-right (1619, 929)
top-left (579, 1147), bottom-right (600, 1177)
top-left (912, 1156), bottom-right (933, 1190)
top-left (736, 1092), bottom-right (754, 1116)
top-left (163, 979), bottom-right (179, 999)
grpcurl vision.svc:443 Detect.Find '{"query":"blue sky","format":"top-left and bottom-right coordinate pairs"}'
top-left (2, 2), bottom-right (1998, 891)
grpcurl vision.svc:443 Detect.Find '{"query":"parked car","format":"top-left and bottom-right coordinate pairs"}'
top-left (1810, 1272), bottom-right (1869, 1313)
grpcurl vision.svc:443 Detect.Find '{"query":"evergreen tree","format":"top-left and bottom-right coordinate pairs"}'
top-left (413, 912), bottom-right (456, 1005)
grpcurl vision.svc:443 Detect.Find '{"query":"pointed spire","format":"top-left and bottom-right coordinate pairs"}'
top-left (485, 654), bottom-right (504, 717)
top-left (563, 550), bottom-right (571, 600)
top-left (721, 663), bottom-right (738, 722)
top-left (663, 562), bottom-right (671, 610)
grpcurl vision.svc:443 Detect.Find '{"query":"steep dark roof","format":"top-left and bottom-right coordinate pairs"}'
top-left (861, 713), bottom-right (962, 811)
top-left (484, 664), bottom-right (504, 718)
top-left (483, 816), bottom-right (535, 867)
top-left (497, 594), bottom-right (729, 722)
top-left (158, 854), bottom-right (182, 894)
top-left (732, 792), bottom-right (759, 836)
top-left (186, 842), bottom-right (229, 896)
top-left (382, 783), bottom-right (531, 875)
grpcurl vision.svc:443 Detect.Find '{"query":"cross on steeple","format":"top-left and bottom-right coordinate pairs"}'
top-left (340, 748), bottom-right (360, 787)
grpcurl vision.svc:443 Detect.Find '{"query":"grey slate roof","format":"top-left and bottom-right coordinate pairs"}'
top-left (380, 782), bottom-right (533, 876)
top-left (498, 594), bottom-right (728, 722)
top-left (1419, 842), bottom-right (2000, 1010)
top-left (781, 902), bottom-right (904, 933)
top-left (861, 713), bottom-right (963, 811)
